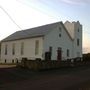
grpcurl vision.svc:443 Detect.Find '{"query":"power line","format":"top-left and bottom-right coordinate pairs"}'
top-left (0, 5), bottom-right (22, 30)
top-left (16, 0), bottom-right (60, 21)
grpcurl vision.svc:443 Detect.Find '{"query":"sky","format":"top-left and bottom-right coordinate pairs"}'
top-left (0, 0), bottom-right (90, 53)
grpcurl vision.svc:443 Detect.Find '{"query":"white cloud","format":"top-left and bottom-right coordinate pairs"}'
top-left (0, 0), bottom-right (90, 53)
top-left (60, 0), bottom-right (90, 5)
top-left (0, 0), bottom-right (56, 40)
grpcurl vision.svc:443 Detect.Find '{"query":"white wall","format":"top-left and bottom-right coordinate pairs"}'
top-left (64, 21), bottom-right (75, 39)
top-left (73, 22), bottom-right (82, 58)
top-left (1, 37), bottom-right (43, 63)
top-left (43, 23), bottom-right (73, 60)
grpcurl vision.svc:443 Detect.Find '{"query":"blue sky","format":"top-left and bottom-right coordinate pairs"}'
top-left (0, 0), bottom-right (90, 53)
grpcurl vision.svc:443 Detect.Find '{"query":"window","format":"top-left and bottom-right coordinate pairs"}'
top-left (78, 29), bottom-right (79, 32)
top-left (5, 59), bottom-right (6, 63)
top-left (21, 42), bottom-right (24, 55)
top-left (49, 46), bottom-right (52, 55)
top-left (35, 40), bottom-right (39, 55)
top-left (12, 59), bottom-right (14, 63)
top-left (12, 43), bottom-right (15, 55)
top-left (5, 44), bottom-right (7, 55)
top-left (77, 39), bottom-right (79, 46)
top-left (16, 60), bottom-right (18, 63)
top-left (67, 49), bottom-right (69, 57)
top-left (59, 27), bottom-right (62, 38)
top-left (59, 34), bottom-right (61, 37)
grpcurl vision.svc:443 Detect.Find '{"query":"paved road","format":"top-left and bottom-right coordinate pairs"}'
top-left (0, 65), bottom-right (90, 90)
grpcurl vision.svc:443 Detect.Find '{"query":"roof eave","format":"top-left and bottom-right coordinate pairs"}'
top-left (1, 35), bottom-right (44, 42)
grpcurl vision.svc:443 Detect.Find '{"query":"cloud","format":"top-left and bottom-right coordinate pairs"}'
top-left (83, 33), bottom-right (90, 53)
top-left (60, 0), bottom-right (90, 5)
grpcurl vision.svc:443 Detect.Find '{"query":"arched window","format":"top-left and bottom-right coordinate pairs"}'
top-left (21, 42), bottom-right (24, 55)
top-left (35, 40), bottom-right (39, 55)
top-left (67, 49), bottom-right (70, 57)
top-left (12, 43), bottom-right (15, 55)
top-left (5, 44), bottom-right (7, 55)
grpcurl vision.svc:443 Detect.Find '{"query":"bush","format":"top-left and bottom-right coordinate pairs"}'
top-left (83, 53), bottom-right (90, 62)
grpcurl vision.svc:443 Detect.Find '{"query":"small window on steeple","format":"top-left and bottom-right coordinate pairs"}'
top-left (59, 27), bottom-right (62, 38)
top-left (78, 29), bottom-right (79, 32)
top-left (59, 34), bottom-right (61, 37)
top-left (77, 39), bottom-right (79, 46)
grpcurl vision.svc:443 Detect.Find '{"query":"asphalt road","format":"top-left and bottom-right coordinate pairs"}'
top-left (0, 65), bottom-right (90, 90)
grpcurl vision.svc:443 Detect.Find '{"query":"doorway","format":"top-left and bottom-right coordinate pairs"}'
top-left (57, 47), bottom-right (62, 61)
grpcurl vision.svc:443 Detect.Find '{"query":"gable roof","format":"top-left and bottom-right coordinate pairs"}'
top-left (2, 21), bottom-right (73, 42)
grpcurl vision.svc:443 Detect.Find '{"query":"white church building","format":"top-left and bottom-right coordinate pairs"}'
top-left (0, 21), bottom-right (82, 63)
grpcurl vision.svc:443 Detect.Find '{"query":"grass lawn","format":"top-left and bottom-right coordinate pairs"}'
top-left (0, 64), bottom-right (16, 68)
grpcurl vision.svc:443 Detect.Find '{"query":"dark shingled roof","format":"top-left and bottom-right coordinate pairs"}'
top-left (2, 21), bottom-right (72, 42)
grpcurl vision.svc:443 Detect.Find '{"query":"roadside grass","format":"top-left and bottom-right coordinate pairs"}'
top-left (0, 63), bottom-right (16, 65)
top-left (0, 63), bottom-right (16, 69)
